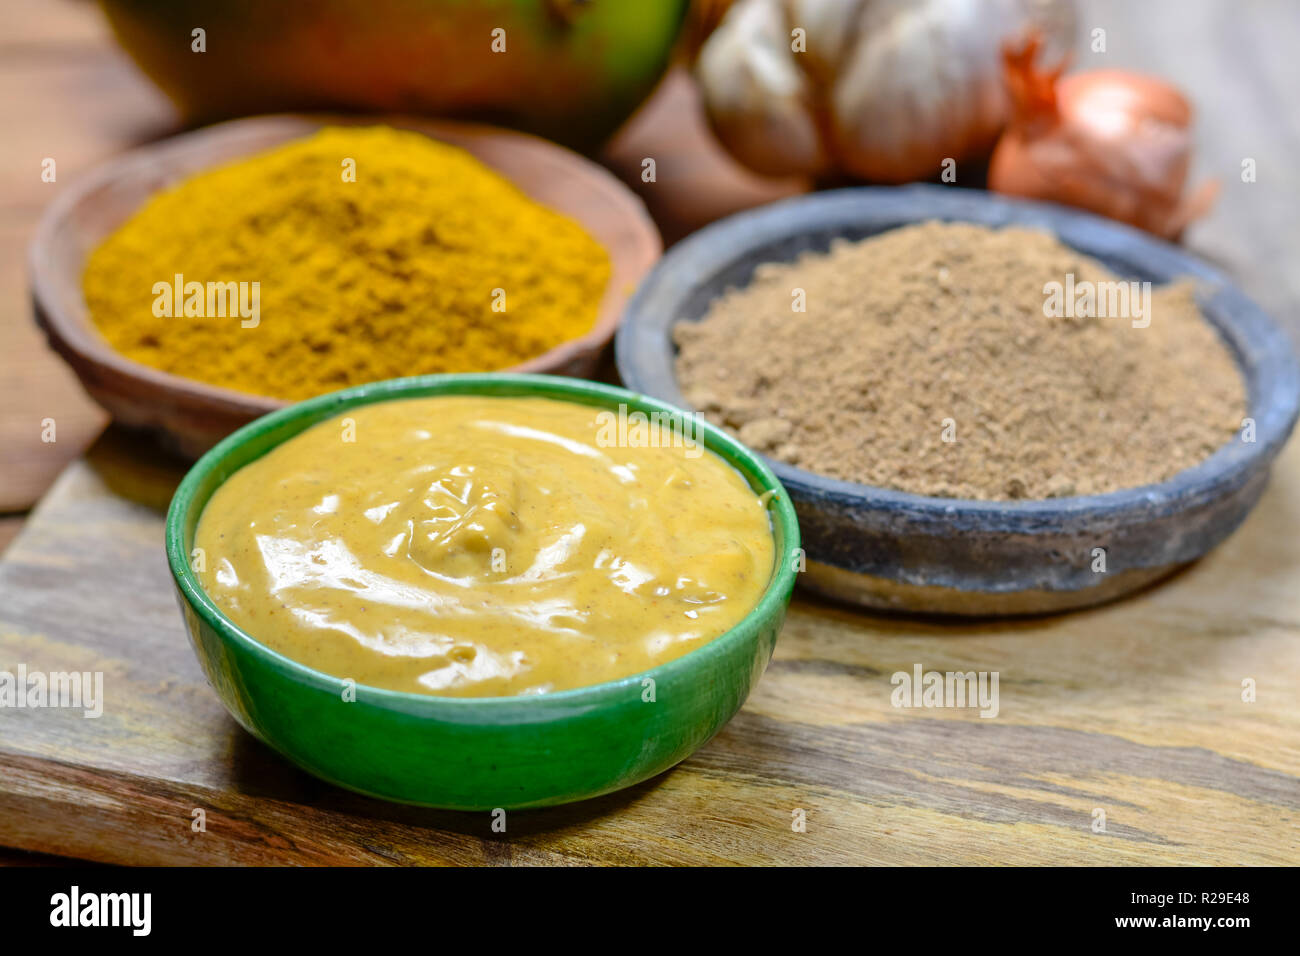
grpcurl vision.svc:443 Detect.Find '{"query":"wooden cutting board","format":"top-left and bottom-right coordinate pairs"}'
top-left (1, 428), bottom-right (1297, 866)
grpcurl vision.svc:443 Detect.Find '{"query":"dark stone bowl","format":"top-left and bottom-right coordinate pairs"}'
top-left (615, 185), bottom-right (1300, 615)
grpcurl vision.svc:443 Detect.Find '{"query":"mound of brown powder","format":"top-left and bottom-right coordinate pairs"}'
top-left (674, 221), bottom-right (1246, 500)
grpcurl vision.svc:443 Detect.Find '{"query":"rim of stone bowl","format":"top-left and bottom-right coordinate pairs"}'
top-left (616, 184), bottom-right (1300, 540)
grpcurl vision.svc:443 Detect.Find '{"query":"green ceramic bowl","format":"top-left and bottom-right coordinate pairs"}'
top-left (166, 373), bottom-right (800, 810)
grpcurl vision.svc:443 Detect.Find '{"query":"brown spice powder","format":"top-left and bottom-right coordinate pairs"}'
top-left (674, 222), bottom-right (1246, 500)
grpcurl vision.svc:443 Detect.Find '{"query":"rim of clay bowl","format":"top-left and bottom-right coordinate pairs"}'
top-left (165, 373), bottom-right (800, 710)
top-left (615, 184), bottom-right (1300, 536)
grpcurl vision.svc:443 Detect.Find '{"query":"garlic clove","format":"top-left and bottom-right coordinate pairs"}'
top-left (829, 1), bottom-right (981, 182)
top-left (783, 0), bottom-right (867, 84)
top-left (831, 0), bottom-right (1070, 183)
top-left (697, 0), bottom-right (828, 176)
top-left (824, 0), bottom-right (1075, 183)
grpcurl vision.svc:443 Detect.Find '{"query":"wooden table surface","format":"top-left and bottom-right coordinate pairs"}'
top-left (1, 0), bottom-right (1298, 864)
top-left (1, 429), bottom-right (1297, 865)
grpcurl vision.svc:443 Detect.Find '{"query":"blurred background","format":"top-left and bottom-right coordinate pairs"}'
top-left (3, 0), bottom-right (1298, 552)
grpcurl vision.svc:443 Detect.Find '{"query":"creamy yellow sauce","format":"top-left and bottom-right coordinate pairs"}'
top-left (195, 395), bottom-right (775, 697)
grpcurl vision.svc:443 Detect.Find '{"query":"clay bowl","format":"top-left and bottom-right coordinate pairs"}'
top-left (616, 185), bottom-right (1300, 616)
top-left (30, 114), bottom-right (661, 458)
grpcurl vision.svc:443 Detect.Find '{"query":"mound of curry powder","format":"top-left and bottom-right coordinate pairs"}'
top-left (82, 126), bottom-right (611, 400)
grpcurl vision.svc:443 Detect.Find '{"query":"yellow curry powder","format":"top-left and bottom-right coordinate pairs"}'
top-left (82, 126), bottom-right (611, 400)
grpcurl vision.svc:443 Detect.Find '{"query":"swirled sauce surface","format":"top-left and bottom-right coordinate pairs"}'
top-left (194, 395), bottom-right (775, 697)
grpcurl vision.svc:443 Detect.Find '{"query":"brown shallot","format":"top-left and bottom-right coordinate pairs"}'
top-left (988, 34), bottom-right (1216, 239)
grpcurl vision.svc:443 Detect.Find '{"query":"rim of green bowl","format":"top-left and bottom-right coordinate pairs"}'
top-left (165, 373), bottom-right (801, 713)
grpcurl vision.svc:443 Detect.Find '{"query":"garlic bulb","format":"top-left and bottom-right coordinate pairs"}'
top-left (697, 0), bottom-right (1076, 183)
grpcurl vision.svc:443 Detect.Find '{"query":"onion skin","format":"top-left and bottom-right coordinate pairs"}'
top-left (989, 37), bottom-right (1217, 239)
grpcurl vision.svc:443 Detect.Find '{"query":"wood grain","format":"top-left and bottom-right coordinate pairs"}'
top-left (0, 517), bottom-right (23, 558)
top-left (0, 427), bottom-right (1296, 865)
top-left (1080, 0), bottom-right (1300, 335)
top-left (0, 0), bottom-right (172, 512)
